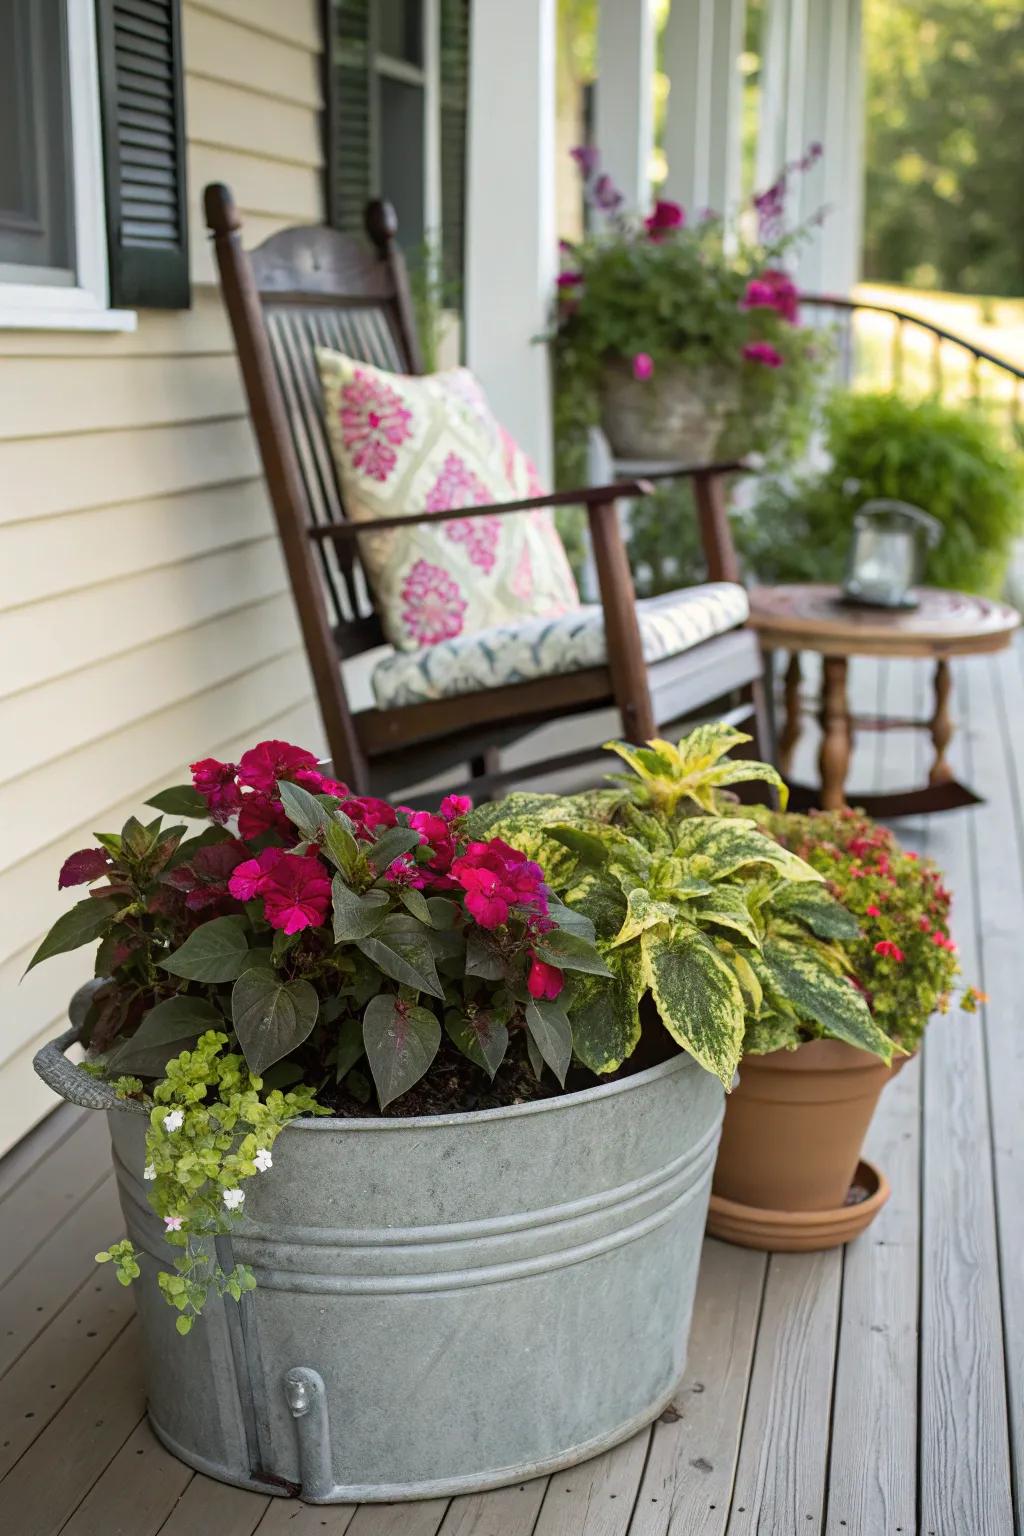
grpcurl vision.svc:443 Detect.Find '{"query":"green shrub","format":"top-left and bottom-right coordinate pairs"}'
top-left (739, 391), bottom-right (1024, 595)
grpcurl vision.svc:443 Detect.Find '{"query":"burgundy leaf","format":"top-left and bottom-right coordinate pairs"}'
top-left (58, 848), bottom-right (112, 890)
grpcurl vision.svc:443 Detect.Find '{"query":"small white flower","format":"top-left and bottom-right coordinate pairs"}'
top-left (163, 1109), bottom-right (184, 1133)
top-left (253, 1148), bottom-right (273, 1173)
top-left (222, 1187), bottom-right (245, 1212)
top-left (164, 1214), bottom-right (184, 1232)
top-left (143, 1163), bottom-right (157, 1181)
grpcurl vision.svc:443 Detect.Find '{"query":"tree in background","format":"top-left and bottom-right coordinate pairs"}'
top-left (863, 0), bottom-right (1024, 297)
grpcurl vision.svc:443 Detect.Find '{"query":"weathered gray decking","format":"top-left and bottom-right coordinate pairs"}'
top-left (3, 644), bottom-right (1023, 1536)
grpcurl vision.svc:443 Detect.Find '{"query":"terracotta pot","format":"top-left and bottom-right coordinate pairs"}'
top-left (599, 359), bottom-right (737, 463)
top-left (712, 1038), bottom-right (894, 1213)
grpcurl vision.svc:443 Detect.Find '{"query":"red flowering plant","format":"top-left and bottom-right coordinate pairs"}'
top-left (553, 143), bottom-right (829, 471)
top-left (30, 740), bottom-right (609, 1328)
top-left (746, 806), bottom-right (982, 1056)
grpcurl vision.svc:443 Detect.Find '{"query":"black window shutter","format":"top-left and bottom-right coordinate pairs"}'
top-left (96, 0), bottom-right (190, 309)
top-left (322, 0), bottom-right (372, 233)
top-left (439, 0), bottom-right (470, 297)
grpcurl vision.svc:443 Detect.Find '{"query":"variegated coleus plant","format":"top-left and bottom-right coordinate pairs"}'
top-left (469, 724), bottom-right (895, 1088)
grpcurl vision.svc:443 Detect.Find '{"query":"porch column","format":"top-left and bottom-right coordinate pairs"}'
top-left (662, 0), bottom-right (746, 220)
top-left (756, 0), bottom-right (864, 293)
top-left (464, 0), bottom-right (557, 484)
top-left (594, 0), bottom-right (656, 214)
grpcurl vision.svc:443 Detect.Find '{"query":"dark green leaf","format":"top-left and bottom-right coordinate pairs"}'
top-left (278, 780), bottom-right (336, 842)
top-left (333, 1015), bottom-right (366, 1081)
top-left (356, 933), bottom-right (445, 999)
top-left (549, 824), bottom-right (609, 867)
top-left (363, 995), bottom-right (441, 1108)
top-left (323, 819), bottom-right (359, 875)
top-left (344, 1067), bottom-right (372, 1104)
top-left (145, 785), bottom-right (209, 818)
top-left (445, 1008), bottom-right (509, 1078)
top-left (368, 826), bottom-right (421, 872)
top-left (546, 898), bottom-right (596, 942)
top-left (331, 878), bottom-right (390, 942)
top-left (261, 1060), bottom-right (307, 1090)
top-left (231, 968), bottom-right (320, 1075)
top-left (26, 897), bottom-right (118, 974)
top-left (121, 816), bottom-right (155, 857)
top-left (525, 999), bottom-right (573, 1086)
top-left (108, 995), bottom-right (222, 1075)
top-left (525, 1028), bottom-right (545, 1082)
top-left (426, 896), bottom-right (459, 929)
top-left (399, 887), bottom-right (432, 924)
top-left (532, 928), bottom-right (612, 977)
top-left (465, 930), bottom-right (505, 980)
top-left (160, 916), bottom-right (250, 983)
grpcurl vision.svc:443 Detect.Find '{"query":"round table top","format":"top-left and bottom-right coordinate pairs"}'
top-left (748, 583), bottom-right (1020, 658)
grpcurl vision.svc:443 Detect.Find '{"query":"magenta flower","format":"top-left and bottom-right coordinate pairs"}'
top-left (742, 341), bottom-right (785, 368)
top-left (237, 740), bottom-right (319, 794)
top-left (340, 795), bottom-right (398, 839)
top-left (228, 847), bottom-right (284, 903)
top-left (557, 270), bottom-right (584, 289)
top-left (645, 199), bottom-right (685, 239)
top-left (237, 791), bottom-right (293, 842)
top-left (450, 838), bottom-right (550, 930)
top-left (440, 794), bottom-right (473, 821)
top-left (527, 955), bottom-right (564, 1001)
top-left (632, 352), bottom-right (654, 382)
top-left (258, 853), bottom-right (332, 935)
top-left (741, 268), bottom-right (800, 324)
top-left (570, 144), bottom-right (599, 178)
top-left (593, 173), bottom-right (623, 213)
top-left (58, 847), bottom-right (112, 889)
top-left (190, 758), bottom-right (242, 823)
top-left (293, 767), bottom-right (350, 798)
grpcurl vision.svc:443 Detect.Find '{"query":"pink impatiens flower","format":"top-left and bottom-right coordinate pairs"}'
top-left (741, 269), bottom-right (800, 324)
top-left (632, 352), bottom-right (654, 381)
top-left (527, 955), bottom-right (564, 1000)
top-left (874, 939), bottom-right (905, 962)
top-left (258, 853), bottom-right (332, 935)
top-left (227, 847), bottom-right (284, 903)
top-left (237, 792), bottom-right (293, 843)
top-left (450, 839), bottom-right (550, 930)
top-left (645, 199), bottom-right (685, 239)
top-left (190, 758), bottom-right (242, 823)
top-left (440, 794), bottom-right (473, 821)
top-left (237, 740), bottom-right (319, 794)
top-left (742, 341), bottom-right (785, 368)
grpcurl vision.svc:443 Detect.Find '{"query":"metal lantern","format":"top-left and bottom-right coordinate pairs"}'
top-left (841, 499), bottom-right (942, 610)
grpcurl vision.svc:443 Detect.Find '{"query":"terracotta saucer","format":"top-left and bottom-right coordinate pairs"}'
top-left (706, 1159), bottom-right (890, 1252)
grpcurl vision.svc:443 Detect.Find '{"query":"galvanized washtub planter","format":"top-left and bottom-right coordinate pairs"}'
top-left (35, 1019), bottom-right (723, 1503)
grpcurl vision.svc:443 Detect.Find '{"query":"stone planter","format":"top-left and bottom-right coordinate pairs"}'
top-left (35, 1014), bottom-right (723, 1503)
top-left (600, 359), bottom-right (737, 463)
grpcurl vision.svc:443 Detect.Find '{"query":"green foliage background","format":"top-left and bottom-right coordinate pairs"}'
top-left (863, 0), bottom-right (1024, 296)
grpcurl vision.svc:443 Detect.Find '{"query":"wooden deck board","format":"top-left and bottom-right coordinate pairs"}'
top-left (2, 647), bottom-right (1022, 1535)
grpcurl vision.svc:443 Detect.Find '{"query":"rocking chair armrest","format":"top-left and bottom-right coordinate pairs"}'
top-left (306, 478), bottom-right (656, 543)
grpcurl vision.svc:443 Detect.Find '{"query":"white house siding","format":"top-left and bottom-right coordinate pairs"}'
top-left (0, 0), bottom-right (328, 1155)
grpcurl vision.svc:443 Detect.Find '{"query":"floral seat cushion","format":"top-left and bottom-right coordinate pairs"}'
top-left (317, 351), bottom-right (580, 652)
top-left (370, 582), bottom-right (750, 708)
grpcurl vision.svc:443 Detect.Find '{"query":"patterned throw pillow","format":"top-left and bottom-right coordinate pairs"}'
top-left (317, 351), bottom-right (580, 653)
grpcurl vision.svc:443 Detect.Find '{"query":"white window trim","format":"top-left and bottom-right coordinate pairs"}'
top-left (0, 0), bottom-right (136, 332)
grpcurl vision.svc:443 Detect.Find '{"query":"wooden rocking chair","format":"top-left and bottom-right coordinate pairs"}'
top-left (204, 184), bottom-right (768, 799)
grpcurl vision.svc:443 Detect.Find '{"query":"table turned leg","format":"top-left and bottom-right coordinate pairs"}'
top-left (778, 652), bottom-right (803, 777)
top-left (819, 655), bottom-right (851, 809)
top-left (929, 657), bottom-right (954, 785)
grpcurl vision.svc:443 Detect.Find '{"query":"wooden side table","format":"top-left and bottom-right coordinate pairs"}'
top-left (749, 584), bottom-right (1020, 815)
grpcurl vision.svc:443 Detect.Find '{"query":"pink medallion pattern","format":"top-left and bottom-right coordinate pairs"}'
top-left (426, 452), bottom-right (501, 573)
top-left (339, 368), bottom-right (413, 482)
top-left (511, 545), bottom-right (534, 603)
top-left (400, 559), bottom-right (467, 645)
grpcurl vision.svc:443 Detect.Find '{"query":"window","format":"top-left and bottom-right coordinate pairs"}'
top-left (324, 0), bottom-right (469, 292)
top-left (0, 0), bottom-right (190, 330)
